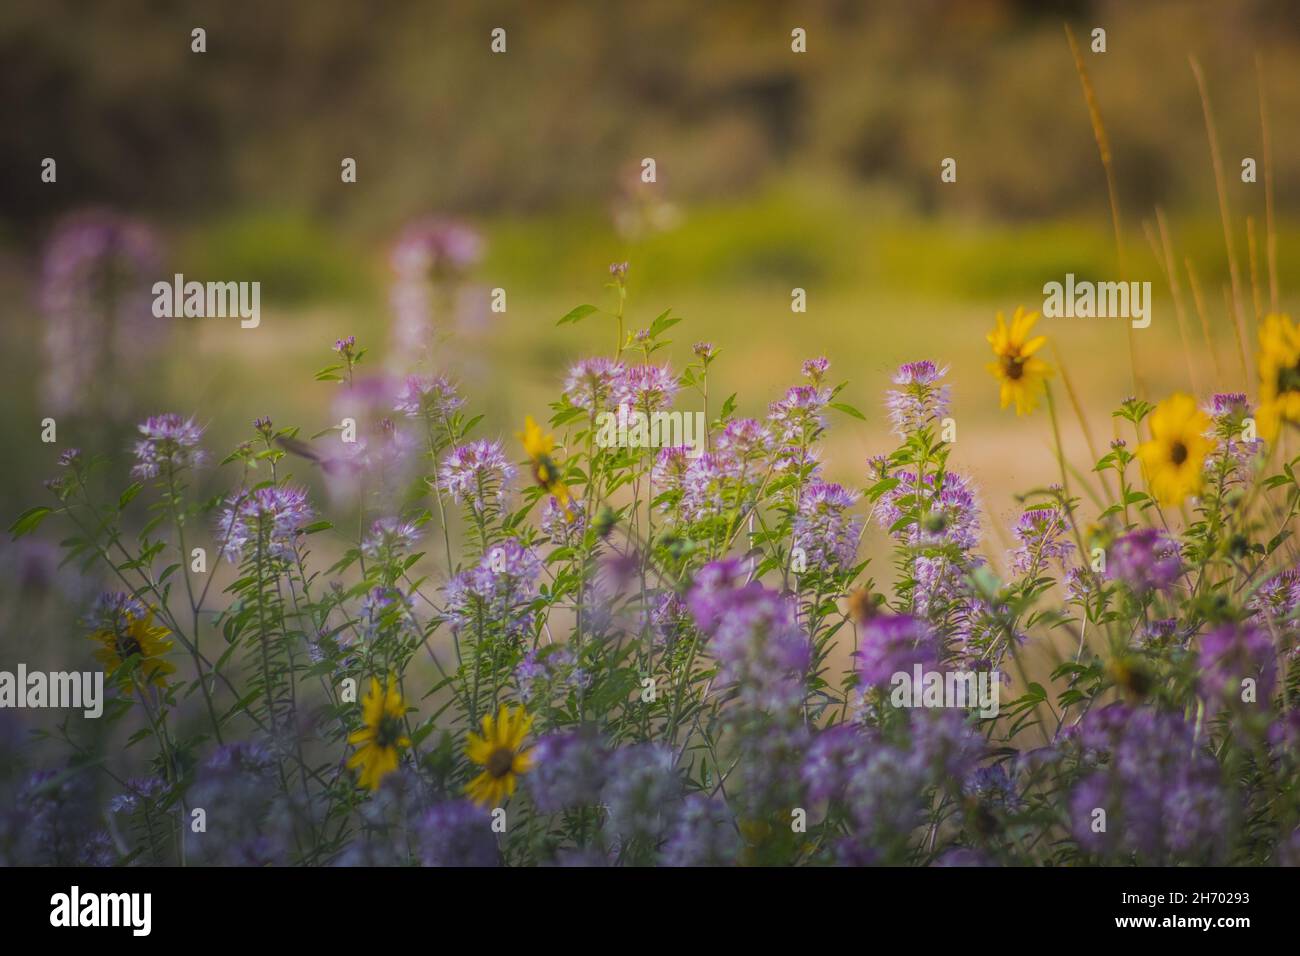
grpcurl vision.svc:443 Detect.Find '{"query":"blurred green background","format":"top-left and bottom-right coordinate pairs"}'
top-left (3, 0), bottom-right (1300, 626)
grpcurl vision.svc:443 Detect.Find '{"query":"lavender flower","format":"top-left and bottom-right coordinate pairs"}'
top-left (388, 219), bottom-right (484, 359)
top-left (1249, 567), bottom-right (1300, 631)
top-left (660, 795), bottom-right (741, 866)
top-left (1068, 704), bottom-right (1226, 862)
top-left (650, 590), bottom-right (691, 652)
top-left (443, 539), bottom-right (540, 638)
top-left (361, 517), bottom-right (422, 562)
top-left (801, 356), bottom-right (830, 384)
top-left (185, 741), bottom-right (290, 866)
top-left (564, 357), bottom-right (626, 413)
top-left (8, 769), bottom-right (115, 865)
top-left (767, 383), bottom-right (829, 447)
top-left (84, 591), bottom-right (149, 633)
top-left (1009, 505), bottom-right (1074, 576)
top-left (601, 744), bottom-right (681, 845)
top-left (541, 493), bottom-right (586, 543)
top-left (1108, 528), bottom-right (1182, 595)
top-left (876, 470), bottom-right (981, 551)
top-left (359, 585), bottom-right (417, 637)
top-left (515, 646), bottom-right (590, 705)
top-left (394, 373), bottom-right (465, 420)
top-left (1197, 622), bottom-right (1277, 707)
top-left (390, 218), bottom-right (483, 278)
top-left (885, 360), bottom-right (951, 437)
top-left (801, 725), bottom-right (868, 804)
top-left (689, 571), bottom-right (811, 713)
top-left (439, 440), bottom-right (515, 512)
top-left (40, 211), bottom-right (163, 417)
top-left (793, 482), bottom-right (861, 571)
top-left (131, 413), bottom-right (205, 480)
top-left (651, 446), bottom-right (692, 496)
top-left (415, 801), bottom-right (499, 867)
top-left (680, 453), bottom-right (730, 523)
top-left (617, 363), bottom-right (677, 412)
top-left (218, 485), bottom-right (314, 563)
top-left (529, 729), bottom-right (607, 812)
top-left (1204, 392), bottom-right (1261, 482)
top-left (715, 418), bottom-right (773, 466)
top-left (856, 614), bottom-right (939, 689)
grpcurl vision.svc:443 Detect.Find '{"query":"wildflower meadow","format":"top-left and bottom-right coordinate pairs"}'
top-left (2, 6), bottom-right (1299, 903)
top-left (7, 240), bottom-right (1300, 869)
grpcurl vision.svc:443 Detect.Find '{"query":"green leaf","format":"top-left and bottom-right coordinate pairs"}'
top-left (829, 402), bottom-right (866, 421)
top-left (9, 506), bottom-right (53, 539)
top-left (557, 304), bottom-right (598, 326)
top-left (118, 483), bottom-right (143, 510)
top-left (648, 308), bottom-right (680, 338)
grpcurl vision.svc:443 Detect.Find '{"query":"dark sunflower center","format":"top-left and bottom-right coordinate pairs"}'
top-left (1169, 441), bottom-right (1188, 466)
top-left (1003, 355), bottom-right (1024, 381)
top-left (486, 746), bottom-right (515, 778)
top-left (534, 457), bottom-right (560, 489)
top-left (114, 631), bottom-right (143, 660)
top-left (375, 714), bottom-right (404, 750)
top-left (1278, 362), bottom-right (1300, 394)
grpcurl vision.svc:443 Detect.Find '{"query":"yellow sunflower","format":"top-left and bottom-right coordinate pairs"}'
top-left (90, 607), bottom-right (175, 688)
top-left (986, 306), bottom-right (1052, 415)
top-left (347, 676), bottom-right (410, 791)
top-left (1256, 313), bottom-right (1300, 441)
top-left (1136, 392), bottom-right (1214, 506)
top-left (517, 416), bottom-right (575, 516)
top-left (465, 704), bottom-right (534, 808)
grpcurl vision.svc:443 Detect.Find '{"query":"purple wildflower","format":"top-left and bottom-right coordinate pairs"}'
top-left (515, 646), bottom-right (590, 705)
top-left (857, 614), bottom-right (939, 689)
top-left (218, 485), bottom-right (314, 563)
top-left (1204, 392), bottom-right (1261, 482)
top-left (680, 453), bottom-right (730, 523)
top-left (443, 539), bottom-right (540, 638)
top-left (563, 357), bottom-right (626, 413)
top-left (875, 470), bottom-right (981, 551)
top-left (1198, 622), bottom-right (1277, 708)
top-left (801, 356), bottom-right (830, 385)
top-left (601, 744), bottom-right (681, 845)
top-left (40, 211), bottom-right (163, 417)
top-left (660, 795), bottom-right (741, 866)
top-left (617, 363), bottom-right (677, 412)
top-left (801, 725), bottom-right (868, 804)
top-left (361, 517), bottom-right (422, 561)
top-left (415, 800), bottom-right (499, 867)
top-left (715, 417), bottom-right (773, 464)
top-left (394, 374), bottom-right (465, 420)
top-left (1108, 528), bottom-right (1182, 595)
top-left (1068, 704), bottom-right (1227, 862)
top-left (885, 360), bottom-right (951, 438)
top-left (1009, 505), bottom-right (1074, 576)
top-left (767, 383), bottom-right (829, 447)
top-left (793, 482), bottom-right (861, 571)
top-left (439, 440), bottom-right (514, 512)
top-left (390, 218), bottom-right (483, 278)
top-left (131, 413), bottom-right (205, 480)
top-left (529, 729), bottom-right (607, 812)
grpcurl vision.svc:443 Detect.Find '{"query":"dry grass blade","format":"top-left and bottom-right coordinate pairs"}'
top-left (1190, 56), bottom-right (1250, 373)
top-left (1065, 22), bottom-right (1140, 399)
